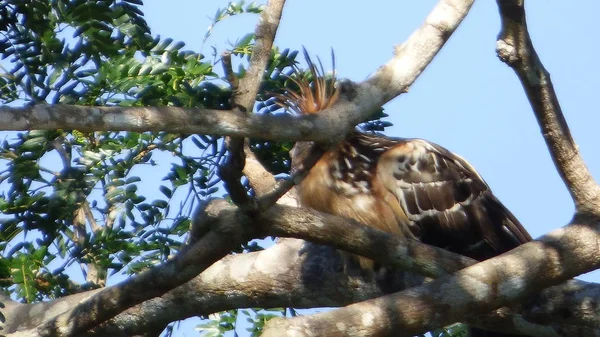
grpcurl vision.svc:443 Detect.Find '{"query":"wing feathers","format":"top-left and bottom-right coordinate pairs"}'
top-left (296, 132), bottom-right (532, 262)
top-left (370, 135), bottom-right (532, 260)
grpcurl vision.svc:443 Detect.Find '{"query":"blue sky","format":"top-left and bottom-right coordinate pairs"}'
top-left (140, 0), bottom-right (600, 335)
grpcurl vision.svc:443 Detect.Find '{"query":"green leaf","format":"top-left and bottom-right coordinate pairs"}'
top-left (159, 185), bottom-right (172, 198)
top-left (151, 199), bottom-right (168, 209)
top-left (149, 64), bottom-right (169, 75)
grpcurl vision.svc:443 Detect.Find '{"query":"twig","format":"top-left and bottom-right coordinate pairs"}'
top-left (495, 0), bottom-right (600, 214)
top-left (221, 51), bottom-right (238, 91)
top-left (242, 141), bottom-right (277, 196)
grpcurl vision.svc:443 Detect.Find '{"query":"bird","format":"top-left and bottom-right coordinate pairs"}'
top-left (275, 50), bottom-right (533, 337)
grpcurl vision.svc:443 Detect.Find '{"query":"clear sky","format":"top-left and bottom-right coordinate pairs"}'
top-left (139, 0), bottom-right (600, 335)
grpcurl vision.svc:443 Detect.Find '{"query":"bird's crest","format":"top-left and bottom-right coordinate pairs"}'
top-left (275, 49), bottom-right (339, 114)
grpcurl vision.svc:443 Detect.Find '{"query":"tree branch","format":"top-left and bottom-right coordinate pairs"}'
top-left (218, 0), bottom-right (286, 207)
top-left (233, 0), bottom-right (285, 111)
top-left (256, 144), bottom-right (323, 210)
top-left (8, 200), bottom-right (253, 337)
top-left (495, 0), bottom-right (600, 214)
top-left (262, 205), bottom-right (473, 277)
top-left (261, 211), bottom-right (600, 336)
top-left (0, 0), bottom-right (473, 145)
top-left (5, 238), bottom-right (600, 337)
top-left (242, 140), bottom-right (277, 196)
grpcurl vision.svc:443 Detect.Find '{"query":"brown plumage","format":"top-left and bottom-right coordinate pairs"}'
top-left (294, 131), bottom-right (532, 266)
top-left (278, 51), bottom-right (531, 259)
top-left (278, 51), bottom-right (532, 336)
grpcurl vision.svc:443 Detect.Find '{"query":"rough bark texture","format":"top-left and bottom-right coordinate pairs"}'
top-left (262, 217), bottom-right (600, 336)
top-left (495, 0), bottom-right (600, 214)
top-left (3, 239), bottom-right (600, 337)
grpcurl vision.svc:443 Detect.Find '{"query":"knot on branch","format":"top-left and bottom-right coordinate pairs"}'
top-left (187, 199), bottom-right (249, 247)
top-left (338, 79), bottom-right (358, 101)
top-left (496, 39), bottom-right (519, 65)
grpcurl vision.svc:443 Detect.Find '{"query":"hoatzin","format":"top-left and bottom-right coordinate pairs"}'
top-left (276, 52), bottom-right (533, 337)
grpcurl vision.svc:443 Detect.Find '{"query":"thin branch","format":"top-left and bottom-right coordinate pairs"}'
top-left (218, 50), bottom-right (249, 206)
top-left (82, 201), bottom-right (101, 234)
top-left (495, 0), bottom-right (600, 214)
top-left (218, 136), bottom-right (253, 207)
top-left (242, 141), bottom-right (277, 196)
top-left (53, 138), bottom-right (105, 287)
top-left (218, 0), bottom-right (286, 208)
top-left (221, 51), bottom-right (238, 91)
top-left (256, 144), bottom-right (324, 210)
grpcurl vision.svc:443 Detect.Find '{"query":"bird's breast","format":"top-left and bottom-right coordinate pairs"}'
top-left (297, 150), bottom-right (408, 238)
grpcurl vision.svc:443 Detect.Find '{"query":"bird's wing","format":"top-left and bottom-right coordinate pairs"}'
top-left (371, 136), bottom-right (532, 260)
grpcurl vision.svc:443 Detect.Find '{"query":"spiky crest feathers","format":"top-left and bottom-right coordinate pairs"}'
top-left (275, 49), bottom-right (339, 114)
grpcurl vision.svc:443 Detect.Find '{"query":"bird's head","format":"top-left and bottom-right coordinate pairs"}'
top-left (274, 49), bottom-right (340, 173)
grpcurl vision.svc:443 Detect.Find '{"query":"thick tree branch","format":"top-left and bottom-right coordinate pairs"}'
top-left (5, 239), bottom-right (600, 337)
top-left (262, 205), bottom-right (473, 278)
top-left (83, 240), bottom-right (600, 337)
top-left (364, 0), bottom-right (474, 102)
top-left (261, 212), bottom-right (600, 336)
top-left (0, 0), bottom-right (473, 145)
top-left (495, 0), bottom-right (600, 213)
top-left (67, 203), bottom-right (600, 335)
top-left (8, 200), bottom-right (253, 337)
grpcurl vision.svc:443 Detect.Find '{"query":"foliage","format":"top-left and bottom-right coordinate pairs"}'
top-left (195, 308), bottom-right (296, 337)
top-left (205, 1), bottom-right (264, 44)
top-left (431, 323), bottom-right (469, 337)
